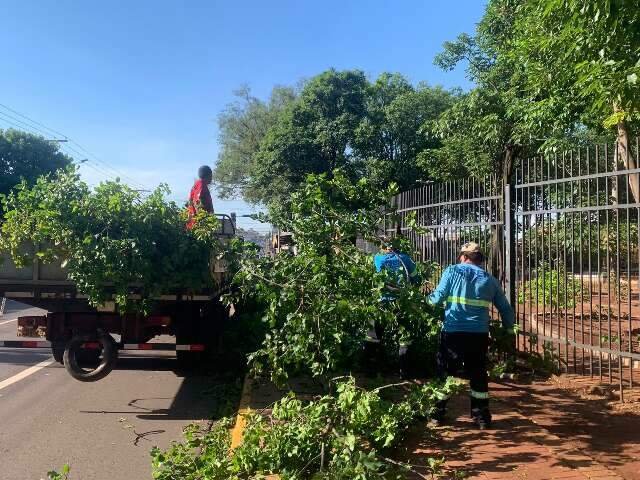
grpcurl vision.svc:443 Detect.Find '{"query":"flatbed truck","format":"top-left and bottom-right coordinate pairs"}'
top-left (0, 214), bottom-right (236, 382)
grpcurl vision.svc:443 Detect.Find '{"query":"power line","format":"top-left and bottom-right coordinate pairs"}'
top-left (0, 102), bottom-right (68, 139)
top-left (0, 103), bottom-right (152, 190)
top-left (60, 142), bottom-right (149, 190)
top-left (0, 110), bottom-right (56, 139)
top-left (0, 112), bottom-right (148, 189)
top-left (0, 112), bottom-right (125, 185)
top-left (64, 140), bottom-right (149, 190)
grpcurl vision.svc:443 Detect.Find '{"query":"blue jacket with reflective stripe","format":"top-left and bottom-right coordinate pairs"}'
top-left (429, 263), bottom-right (514, 333)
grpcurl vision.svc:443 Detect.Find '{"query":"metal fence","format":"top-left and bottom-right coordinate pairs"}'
top-left (390, 138), bottom-right (640, 396)
top-left (387, 175), bottom-right (505, 278)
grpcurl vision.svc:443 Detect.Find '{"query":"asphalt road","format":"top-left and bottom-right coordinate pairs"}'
top-left (0, 300), bottom-right (233, 480)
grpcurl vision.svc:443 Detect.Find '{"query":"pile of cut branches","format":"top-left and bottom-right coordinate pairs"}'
top-left (225, 172), bottom-right (443, 384)
top-left (151, 376), bottom-right (463, 480)
top-left (0, 167), bottom-right (235, 313)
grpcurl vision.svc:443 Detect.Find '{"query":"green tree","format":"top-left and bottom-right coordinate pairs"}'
top-left (213, 85), bottom-right (297, 202)
top-left (226, 172), bottom-right (442, 384)
top-left (510, 0), bottom-right (640, 199)
top-left (0, 129), bottom-right (72, 196)
top-left (251, 69), bottom-right (368, 207)
top-left (354, 73), bottom-right (458, 190)
top-left (427, 0), bottom-right (540, 183)
top-left (215, 70), bottom-right (459, 206)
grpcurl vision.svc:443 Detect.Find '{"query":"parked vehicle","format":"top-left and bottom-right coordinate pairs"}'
top-left (269, 230), bottom-right (296, 256)
top-left (0, 214), bottom-right (236, 382)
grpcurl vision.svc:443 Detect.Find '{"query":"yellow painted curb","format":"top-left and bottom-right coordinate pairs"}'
top-left (230, 374), bottom-right (253, 450)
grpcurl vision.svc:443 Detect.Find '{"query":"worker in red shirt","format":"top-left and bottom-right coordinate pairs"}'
top-left (186, 165), bottom-right (214, 229)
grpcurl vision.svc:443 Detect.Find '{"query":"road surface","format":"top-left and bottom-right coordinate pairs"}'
top-left (0, 300), bottom-right (234, 480)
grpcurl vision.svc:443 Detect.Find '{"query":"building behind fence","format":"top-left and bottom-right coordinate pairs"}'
top-left (390, 138), bottom-right (640, 398)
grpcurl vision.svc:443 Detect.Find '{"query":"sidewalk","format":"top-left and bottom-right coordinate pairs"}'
top-left (404, 377), bottom-right (640, 480)
top-left (238, 374), bottom-right (640, 479)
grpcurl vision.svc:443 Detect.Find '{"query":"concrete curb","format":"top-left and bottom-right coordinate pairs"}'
top-left (230, 375), bottom-right (253, 450)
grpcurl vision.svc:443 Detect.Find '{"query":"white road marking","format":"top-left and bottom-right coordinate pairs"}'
top-left (0, 317), bottom-right (18, 326)
top-left (0, 358), bottom-right (55, 391)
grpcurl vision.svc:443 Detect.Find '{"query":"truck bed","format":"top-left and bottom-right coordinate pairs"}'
top-left (0, 215), bottom-right (236, 311)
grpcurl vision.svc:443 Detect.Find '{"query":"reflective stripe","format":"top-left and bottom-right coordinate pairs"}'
top-left (446, 296), bottom-right (491, 308)
top-left (470, 389), bottom-right (490, 399)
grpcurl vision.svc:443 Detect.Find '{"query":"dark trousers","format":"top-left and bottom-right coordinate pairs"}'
top-left (373, 318), bottom-right (408, 374)
top-left (437, 331), bottom-right (490, 419)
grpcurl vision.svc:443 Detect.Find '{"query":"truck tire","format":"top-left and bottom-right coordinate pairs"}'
top-left (63, 334), bottom-right (118, 382)
top-left (52, 341), bottom-right (65, 364)
top-left (176, 349), bottom-right (201, 370)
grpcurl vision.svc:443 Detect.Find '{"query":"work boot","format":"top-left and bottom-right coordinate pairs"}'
top-left (471, 408), bottom-right (492, 430)
top-left (398, 349), bottom-right (409, 379)
top-left (428, 400), bottom-right (448, 426)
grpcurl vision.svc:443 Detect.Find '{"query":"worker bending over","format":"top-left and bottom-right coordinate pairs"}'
top-left (429, 242), bottom-right (514, 430)
top-left (373, 236), bottom-right (420, 375)
top-left (186, 165), bottom-right (214, 229)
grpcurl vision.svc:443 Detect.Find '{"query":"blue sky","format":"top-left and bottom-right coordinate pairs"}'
top-left (0, 0), bottom-right (484, 230)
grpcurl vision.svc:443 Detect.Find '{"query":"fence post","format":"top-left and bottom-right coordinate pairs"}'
top-left (504, 183), bottom-right (516, 306)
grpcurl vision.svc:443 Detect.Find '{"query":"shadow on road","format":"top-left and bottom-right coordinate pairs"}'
top-left (0, 349), bottom-right (53, 366)
top-left (79, 355), bottom-right (243, 422)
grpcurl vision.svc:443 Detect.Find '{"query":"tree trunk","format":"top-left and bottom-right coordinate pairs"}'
top-left (501, 144), bottom-right (518, 187)
top-left (614, 105), bottom-right (639, 203)
top-left (489, 144), bottom-right (519, 283)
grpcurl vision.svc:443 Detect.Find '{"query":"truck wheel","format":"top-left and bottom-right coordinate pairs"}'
top-left (63, 334), bottom-right (118, 382)
top-left (175, 306), bottom-right (205, 371)
top-left (52, 341), bottom-right (65, 364)
top-left (176, 349), bottom-right (200, 370)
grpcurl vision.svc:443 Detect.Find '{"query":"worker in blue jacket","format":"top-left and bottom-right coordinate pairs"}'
top-left (373, 236), bottom-right (420, 375)
top-left (429, 242), bottom-right (514, 430)
top-left (374, 237), bottom-right (420, 298)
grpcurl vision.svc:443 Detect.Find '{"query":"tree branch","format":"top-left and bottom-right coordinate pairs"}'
top-left (381, 456), bottom-right (431, 479)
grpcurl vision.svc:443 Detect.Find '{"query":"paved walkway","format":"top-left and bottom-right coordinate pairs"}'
top-left (405, 377), bottom-right (640, 480)
top-left (242, 375), bottom-right (640, 479)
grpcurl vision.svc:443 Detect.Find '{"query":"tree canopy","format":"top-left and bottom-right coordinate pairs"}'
top-left (525, 0), bottom-right (640, 131)
top-left (354, 73), bottom-right (458, 190)
top-left (0, 129), bottom-right (72, 196)
top-left (426, 0), bottom-right (546, 182)
top-left (509, 0), bottom-right (640, 196)
top-left (214, 70), bottom-right (457, 207)
top-left (251, 69), bottom-right (369, 207)
top-left (427, 0), bottom-right (640, 184)
top-left (214, 85), bottom-right (297, 202)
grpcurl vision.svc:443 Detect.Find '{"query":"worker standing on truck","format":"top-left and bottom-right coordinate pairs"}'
top-left (428, 242), bottom-right (514, 430)
top-left (186, 165), bottom-right (214, 229)
top-left (373, 236), bottom-right (420, 376)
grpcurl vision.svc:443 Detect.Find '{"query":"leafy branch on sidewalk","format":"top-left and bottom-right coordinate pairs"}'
top-left (151, 376), bottom-right (463, 480)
